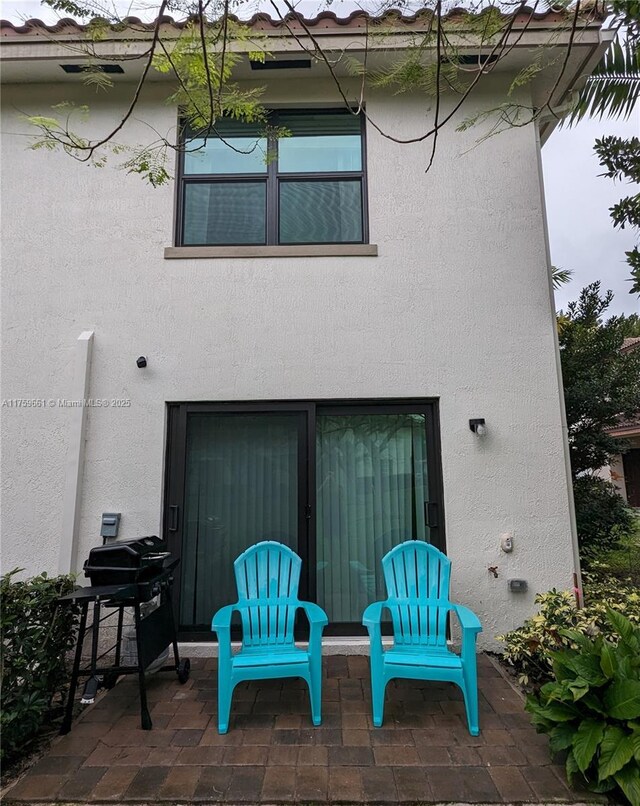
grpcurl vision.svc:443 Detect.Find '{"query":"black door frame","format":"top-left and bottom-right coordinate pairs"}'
top-left (163, 398), bottom-right (446, 639)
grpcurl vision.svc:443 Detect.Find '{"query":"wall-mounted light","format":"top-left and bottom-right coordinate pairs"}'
top-left (469, 418), bottom-right (486, 436)
top-left (136, 356), bottom-right (148, 368)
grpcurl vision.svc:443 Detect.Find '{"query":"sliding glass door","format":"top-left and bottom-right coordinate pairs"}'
top-left (165, 401), bottom-right (443, 636)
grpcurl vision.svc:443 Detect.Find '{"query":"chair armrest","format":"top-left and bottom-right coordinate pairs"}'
top-left (211, 604), bottom-right (237, 633)
top-left (452, 604), bottom-right (482, 634)
top-left (362, 601), bottom-right (387, 629)
top-left (363, 601), bottom-right (387, 659)
top-left (299, 601), bottom-right (328, 627)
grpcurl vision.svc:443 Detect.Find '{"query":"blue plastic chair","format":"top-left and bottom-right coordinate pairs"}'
top-left (211, 541), bottom-right (328, 734)
top-left (362, 541), bottom-right (482, 735)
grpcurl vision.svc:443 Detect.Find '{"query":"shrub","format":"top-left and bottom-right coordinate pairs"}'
top-left (0, 569), bottom-right (79, 763)
top-left (525, 610), bottom-right (640, 805)
top-left (499, 571), bottom-right (640, 689)
top-left (573, 475), bottom-right (636, 557)
top-left (588, 526), bottom-right (640, 587)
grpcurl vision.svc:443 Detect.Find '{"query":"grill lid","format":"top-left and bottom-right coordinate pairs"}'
top-left (83, 536), bottom-right (172, 585)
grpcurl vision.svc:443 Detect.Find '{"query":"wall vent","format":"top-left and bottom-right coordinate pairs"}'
top-left (440, 54), bottom-right (498, 66)
top-left (61, 64), bottom-right (125, 74)
top-left (250, 59), bottom-right (311, 71)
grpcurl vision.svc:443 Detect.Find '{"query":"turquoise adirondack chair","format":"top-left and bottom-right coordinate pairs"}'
top-left (211, 541), bottom-right (328, 734)
top-left (362, 541), bottom-right (482, 735)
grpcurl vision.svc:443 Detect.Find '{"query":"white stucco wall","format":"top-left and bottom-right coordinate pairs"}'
top-left (1, 77), bottom-right (576, 646)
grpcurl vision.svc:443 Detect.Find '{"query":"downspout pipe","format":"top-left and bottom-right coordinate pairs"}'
top-left (59, 330), bottom-right (94, 575)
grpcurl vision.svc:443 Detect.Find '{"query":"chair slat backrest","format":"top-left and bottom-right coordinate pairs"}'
top-left (234, 541), bottom-right (301, 647)
top-left (382, 541), bottom-right (451, 647)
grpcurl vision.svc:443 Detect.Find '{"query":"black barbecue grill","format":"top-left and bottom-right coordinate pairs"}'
top-left (58, 537), bottom-right (189, 733)
top-left (83, 535), bottom-right (172, 586)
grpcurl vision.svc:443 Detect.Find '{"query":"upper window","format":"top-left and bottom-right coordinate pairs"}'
top-left (178, 110), bottom-right (367, 247)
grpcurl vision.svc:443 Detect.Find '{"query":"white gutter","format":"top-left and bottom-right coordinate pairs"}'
top-left (539, 26), bottom-right (616, 145)
top-left (59, 330), bottom-right (94, 575)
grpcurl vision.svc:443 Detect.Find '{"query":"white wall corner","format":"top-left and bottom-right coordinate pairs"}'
top-left (534, 126), bottom-right (583, 600)
top-left (59, 330), bottom-right (95, 575)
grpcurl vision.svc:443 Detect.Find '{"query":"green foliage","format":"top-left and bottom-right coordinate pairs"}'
top-left (563, 0), bottom-right (640, 293)
top-left (597, 135), bottom-right (640, 182)
top-left (367, 9), bottom-right (537, 100)
top-left (569, 38), bottom-right (640, 124)
top-left (573, 476), bottom-right (637, 557)
top-left (623, 314), bottom-right (640, 337)
top-left (25, 102), bottom-right (173, 181)
top-left (525, 611), bottom-right (640, 804)
top-left (595, 135), bottom-right (640, 295)
top-left (499, 572), bottom-right (640, 690)
top-left (153, 19), bottom-right (268, 132)
top-left (20, 0), bottom-right (619, 185)
top-left (122, 147), bottom-right (171, 187)
top-left (371, 56), bottom-right (466, 98)
top-left (0, 570), bottom-right (80, 763)
top-left (551, 266), bottom-right (573, 289)
top-left (558, 282), bottom-right (640, 476)
top-left (508, 61), bottom-right (544, 96)
top-left (588, 524), bottom-right (640, 586)
top-left (41, 0), bottom-right (90, 18)
top-left (77, 65), bottom-right (114, 90)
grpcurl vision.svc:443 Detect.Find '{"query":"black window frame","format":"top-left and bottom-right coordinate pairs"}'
top-left (176, 108), bottom-right (369, 247)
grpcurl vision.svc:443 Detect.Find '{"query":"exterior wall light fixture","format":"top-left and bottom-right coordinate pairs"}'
top-left (469, 418), bottom-right (486, 436)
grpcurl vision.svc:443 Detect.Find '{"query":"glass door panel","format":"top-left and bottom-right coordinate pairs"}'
top-left (316, 412), bottom-right (431, 625)
top-left (179, 412), bottom-right (303, 630)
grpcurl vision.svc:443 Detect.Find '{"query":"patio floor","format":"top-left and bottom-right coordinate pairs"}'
top-left (5, 654), bottom-right (598, 804)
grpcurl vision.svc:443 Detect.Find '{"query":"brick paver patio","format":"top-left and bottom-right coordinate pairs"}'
top-left (5, 654), bottom-right (597, 804)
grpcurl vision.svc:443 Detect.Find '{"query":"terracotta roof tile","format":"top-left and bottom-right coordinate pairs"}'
top-left (622, 336), bottom-right (640, 353)
top-left (0, 6), bottom-right (605, 37)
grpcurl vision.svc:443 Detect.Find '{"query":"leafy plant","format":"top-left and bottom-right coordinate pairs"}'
top-left (573, 475), bottom-right (637, 557)
top-left (0, 569), bottom-right (79, 763)
top-left (558, 283), bottom-right (640, 478)
top-left (499, 571), bottom-right (640, 689)
top-left (569, 38), bottom-right (640, 124)
top-left (525, 610), bottom-right (640, 804)
top-left (594, 135), bottom-right (640, 296)
top-left (588, 525), bottom-right (640, 587)
top-left (552, 266), bottom-right (573, 290)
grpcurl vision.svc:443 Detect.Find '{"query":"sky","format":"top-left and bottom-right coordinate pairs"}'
top-left (544, 114), bottom-right (640, 317)
top-left (2, 0), bottom-right (639, 316)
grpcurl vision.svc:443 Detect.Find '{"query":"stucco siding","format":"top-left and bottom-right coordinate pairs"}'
top-left (1, 78), bottom-right (574, 645)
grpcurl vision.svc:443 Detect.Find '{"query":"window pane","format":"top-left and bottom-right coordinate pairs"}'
top-left (278, 112), bottom-right (362, 173)
top-left (184, 137), bottom-right (267, 175)
top-left (184, 120), bottom-right (267, 175)
top-left (183, 182), bottom-right (266, 245)
top-left (279, 180), bottom-right (362, 243)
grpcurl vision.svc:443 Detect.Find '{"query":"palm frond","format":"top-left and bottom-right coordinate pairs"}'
top-left (552, 266), bottom-right (574, 289)
top-left (567, 38), bottom-right (640, 124)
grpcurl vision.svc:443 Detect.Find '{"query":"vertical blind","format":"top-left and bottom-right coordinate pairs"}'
top-left (279, 180), bottom-right (362, 244)
top-left (183, 182), bottom-right (266, 245)
top-left (180, 413), bottom-right (299, 628)
top-left (315, 414), bottom-right (429, 623)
